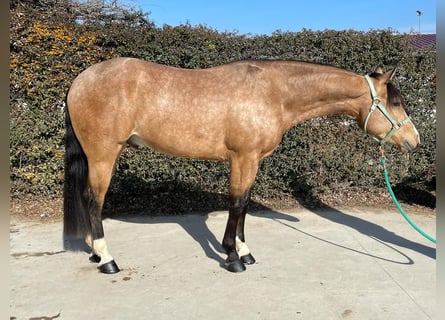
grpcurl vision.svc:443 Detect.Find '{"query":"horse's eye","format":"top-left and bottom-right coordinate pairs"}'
top-left (393, 102), bottom-right (401, 107)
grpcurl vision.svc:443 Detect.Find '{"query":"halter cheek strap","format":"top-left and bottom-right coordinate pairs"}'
top-left (363, 75), bottom-right (411, 145)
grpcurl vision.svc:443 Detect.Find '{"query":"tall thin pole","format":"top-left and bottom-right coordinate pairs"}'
top-left (416, 10), bottom-right (422, 34)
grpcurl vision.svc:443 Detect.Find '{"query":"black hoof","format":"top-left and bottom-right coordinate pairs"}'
top-left (224, 258), bottom-right (246, 273)
top-left (98, 260), bottom-right (120, 274)
top-left (240, 253), bottom-right (256, 265)
top-left (89, 254), bottom-right (101, 263)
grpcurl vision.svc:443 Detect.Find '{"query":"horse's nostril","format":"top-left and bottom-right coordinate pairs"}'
top-left (404, 140), bottom-right (419, 152)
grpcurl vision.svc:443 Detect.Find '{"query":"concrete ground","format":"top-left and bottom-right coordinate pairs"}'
top-left (10, 207), bottom-right (436, 320)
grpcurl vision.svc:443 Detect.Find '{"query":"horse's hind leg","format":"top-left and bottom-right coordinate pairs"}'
top-left (223, 153), bottom-right (259, 272)
top-left (86, 156), bottom-right (122, 274)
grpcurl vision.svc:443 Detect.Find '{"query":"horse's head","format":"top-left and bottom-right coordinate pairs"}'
top-left (360, 66), bottom-right (420, 152)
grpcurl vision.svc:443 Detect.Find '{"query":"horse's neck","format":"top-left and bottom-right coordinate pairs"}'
top-left (280, 68), bottom-right (368, 130)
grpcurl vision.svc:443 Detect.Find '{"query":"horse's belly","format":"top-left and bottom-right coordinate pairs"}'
top-left (128, 132), bottom-right (229, 161)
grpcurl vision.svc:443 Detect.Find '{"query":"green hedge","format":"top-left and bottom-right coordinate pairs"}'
top-left (10, 1), bottom-right (436, 210)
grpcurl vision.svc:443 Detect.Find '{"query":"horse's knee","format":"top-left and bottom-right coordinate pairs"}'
top-left (229, 189), bottom-right (250, 211)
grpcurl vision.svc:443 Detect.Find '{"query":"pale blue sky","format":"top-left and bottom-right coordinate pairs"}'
top-left (128, 0), bottom-right (436, 35)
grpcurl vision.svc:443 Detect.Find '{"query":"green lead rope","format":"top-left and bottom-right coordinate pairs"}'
top-left (381, 157), bottom-right (436, 244)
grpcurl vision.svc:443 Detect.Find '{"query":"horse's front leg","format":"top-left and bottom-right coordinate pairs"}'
top-left (235, 210), bottom-right (256, 265)
top-left (222, 153), bottom-right (259, 272)
top-left (223, 191), bottom-right (250, 272)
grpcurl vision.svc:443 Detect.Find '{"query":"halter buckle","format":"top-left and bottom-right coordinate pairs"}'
top-left (372, 98), bottom-right (381, 105)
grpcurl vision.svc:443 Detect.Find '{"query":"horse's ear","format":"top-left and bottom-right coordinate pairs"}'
top-left (373, 66), bottom-right (384, 74)
top-left (380, 67), bottom-right (397, 84)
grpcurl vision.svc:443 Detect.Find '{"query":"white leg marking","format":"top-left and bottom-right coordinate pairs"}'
top-left (236, 236), bottom-right (250, 257)
top-left (85, 234), bottom-right (93, 249)
top-left (93, 238), bottom-right (114, 265)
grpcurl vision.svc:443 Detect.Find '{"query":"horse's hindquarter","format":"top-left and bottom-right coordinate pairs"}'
top-left (68, 58), bottom-right (285, 161)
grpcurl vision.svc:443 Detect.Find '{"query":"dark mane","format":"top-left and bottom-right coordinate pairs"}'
top-left (387, 82), bottom-right (404, 107)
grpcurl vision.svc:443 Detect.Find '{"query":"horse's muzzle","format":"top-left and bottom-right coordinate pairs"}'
top-left (401, 140), bottom-right (420, 152)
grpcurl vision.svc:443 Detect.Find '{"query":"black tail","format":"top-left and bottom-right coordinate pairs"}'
top-left (63, 103), bottom-right (91, 243)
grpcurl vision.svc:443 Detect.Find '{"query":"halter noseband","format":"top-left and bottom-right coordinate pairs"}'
top-left (363, 74), bottom-right (411, 145)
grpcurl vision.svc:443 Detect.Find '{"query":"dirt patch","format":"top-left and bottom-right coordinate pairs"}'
top-left (10, 197), bottom-right (64, 223)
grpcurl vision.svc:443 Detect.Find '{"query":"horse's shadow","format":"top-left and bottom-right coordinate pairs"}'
top-left (111, 210), bottom-right (297, 267)
top-left (289, 179), bottom-right (436, 260)
top-left (101, 172), bottom-right (435, 268)
top-left (103, 174), bottom-right (299, 267)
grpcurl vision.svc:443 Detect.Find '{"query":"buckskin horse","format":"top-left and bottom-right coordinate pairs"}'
top-left (63, 58), bottom-right (420, 274)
